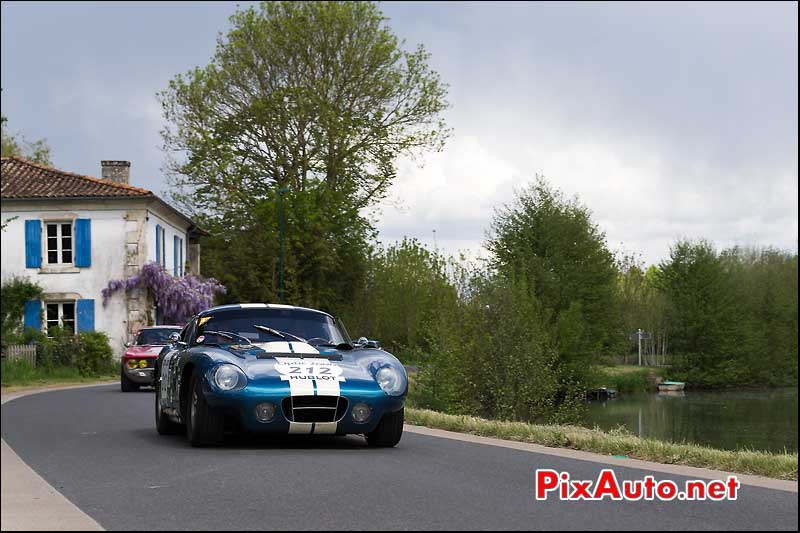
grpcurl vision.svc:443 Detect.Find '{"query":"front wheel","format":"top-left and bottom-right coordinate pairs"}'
top-left (186, 372), bottom-right (224, 447)
top-left (155, 375), bottom-right (182, 435)
top-left (120, 368), bottom-right (139, 392)
top-left (365, 407), bottom-right (404, 447)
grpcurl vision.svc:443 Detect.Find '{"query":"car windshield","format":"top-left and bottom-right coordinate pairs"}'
top-left (135, 328), bottom-right (181, 346)
top-left (196, 308), bottom-right (348, 346)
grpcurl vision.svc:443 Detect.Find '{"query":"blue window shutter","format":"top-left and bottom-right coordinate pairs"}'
top-left (180, 239), bottom-right (184, 275)
top-left (77, 300), bottom-right (95, 332)
top-left (74, 219), bottom-right (92, 267)
top-left (173, 235), bottom-right (179, 275)
top-left (25, 220), bottom-right (42, 268)
top-left (156, 225), bottom-right (161, 265)
top-left (23, 300), bottom-right (41, 331)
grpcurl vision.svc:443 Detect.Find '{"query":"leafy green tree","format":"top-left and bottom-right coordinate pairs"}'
top-left (0, 276), bottom-right (43, 349)
top-left (616, 254), bottom-right (670, 365)
top-left (1, 115), bottom-right (52, 165)
top-left (486, 176), bottom-right (621, 360)
top-left (343, 238), bottom-right (459, 355)
top-left (655, 240), bottom-right (741, 381)
top-left (160, 1), bottom-right (450, 313)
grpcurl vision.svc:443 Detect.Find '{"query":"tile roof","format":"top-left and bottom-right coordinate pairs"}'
top-left (1, 156), bottom-right (154, 199)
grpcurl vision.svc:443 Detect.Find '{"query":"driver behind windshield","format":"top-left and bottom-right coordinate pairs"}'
top-left (195, 308), bottom-right (346, 347)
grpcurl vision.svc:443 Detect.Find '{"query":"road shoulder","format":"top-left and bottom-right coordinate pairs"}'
top-left (2, 384), bottom-right (109, 531)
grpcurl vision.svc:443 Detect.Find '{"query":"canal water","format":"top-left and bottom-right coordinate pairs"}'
top-left (582, 387), bottom-right (798, 453)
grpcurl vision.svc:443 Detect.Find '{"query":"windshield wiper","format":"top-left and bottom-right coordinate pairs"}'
top-left (253, 325), bottom-right (306, 343)
top-left (202, 330), bottom-right (252, 344)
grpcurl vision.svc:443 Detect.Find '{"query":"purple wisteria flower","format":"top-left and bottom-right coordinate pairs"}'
top-left (103, 262), bottom-right (226, 324)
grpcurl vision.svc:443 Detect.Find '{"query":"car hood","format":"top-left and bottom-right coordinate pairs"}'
top-left (125, 345), bottom-right (165, 357)
top-left (213, 341), bottom-right (404, 387)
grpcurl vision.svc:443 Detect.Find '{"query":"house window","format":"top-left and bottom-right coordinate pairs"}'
top-left (45, 301), bottom-right (76, 335)
top-left (45, 222), bottom-right (73, 264)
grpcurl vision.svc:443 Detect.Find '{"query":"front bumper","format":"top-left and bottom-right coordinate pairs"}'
top-left (122, 360), bottom-right (156, 385)
top-left (203, 381), bottom-right (404, 435)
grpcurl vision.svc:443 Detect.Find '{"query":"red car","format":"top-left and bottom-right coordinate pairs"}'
top-left (121, 325), bottom-right (182, 392)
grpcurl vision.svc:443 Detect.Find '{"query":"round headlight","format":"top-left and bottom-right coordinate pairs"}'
top-left (255, 402), bottom-right (276, 423)
top-left (213, 364), bottom-right (245, 391)
top-left (139, 359), bottom-right (148, 368)
top-left (126, 359), bottom-right (137, 369)
top-left (351, 403), bottom-right (372, 423)
top-left (375, 366), bottom-right (405, 396)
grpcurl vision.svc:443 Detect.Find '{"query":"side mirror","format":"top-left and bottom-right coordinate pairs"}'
top-left (168, 332), bottom-right (180, 343)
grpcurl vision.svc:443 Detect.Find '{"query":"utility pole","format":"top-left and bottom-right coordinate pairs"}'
top-left (638, 328), bottom-right (643, 366)
top-left (278, 186), bottom-right (290, 303)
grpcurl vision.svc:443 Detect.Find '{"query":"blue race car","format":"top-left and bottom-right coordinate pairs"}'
top-left (154, 304), bottom-right (407, 447)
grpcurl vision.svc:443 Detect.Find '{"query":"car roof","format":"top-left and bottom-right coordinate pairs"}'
top-left (198, 303), bottom-right (334, 319)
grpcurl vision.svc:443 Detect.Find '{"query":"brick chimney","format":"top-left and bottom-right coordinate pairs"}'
top-left (101, 160), bottom-right (130, 184)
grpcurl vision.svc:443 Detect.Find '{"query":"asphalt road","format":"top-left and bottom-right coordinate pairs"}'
top-left (1, 385), bottom-right (797, 530)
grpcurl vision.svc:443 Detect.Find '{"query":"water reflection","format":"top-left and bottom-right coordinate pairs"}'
top-left (582, 387), bottom-right (798, 453)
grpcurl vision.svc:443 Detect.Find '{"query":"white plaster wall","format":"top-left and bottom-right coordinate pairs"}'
top-left (146, 210), bottom-right (188, 275)
top-left (1, 202), bottom-right (131, 357)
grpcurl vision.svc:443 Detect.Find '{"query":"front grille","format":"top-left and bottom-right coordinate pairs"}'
top-left (282, 396), bottom-right (348, 423)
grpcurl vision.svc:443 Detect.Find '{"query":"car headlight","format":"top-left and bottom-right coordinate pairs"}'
top-left (139, 359), bottom-right (148, 368)
top-left (213, 364), bottom-right (247, 391)
top-left (375, 366), bottom-right (405, 396)
top-left (126, 359), bottom-right (137, 369)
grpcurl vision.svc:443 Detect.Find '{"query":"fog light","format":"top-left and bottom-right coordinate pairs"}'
top-left (139, 359), bottom-right (148, 368)
top-left (126, 360), bottom-right (137, 369)
top-left (351, 403), bottom-right (372, 423)
top-left (255, 402), bottom-right (276, 423)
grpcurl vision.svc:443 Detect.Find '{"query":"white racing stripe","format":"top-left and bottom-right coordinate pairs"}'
top-left (315, 379), bottom-right (340, 397)
top-left (288, 422), bottom-right (314, 434)
top-left (314, 422), bottom-right (337, 435)
top-left (272, 346), bottom-right (346, 435)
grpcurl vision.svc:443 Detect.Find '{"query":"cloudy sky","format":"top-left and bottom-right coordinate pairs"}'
top-left (2, 1), bottom-right (797, 265)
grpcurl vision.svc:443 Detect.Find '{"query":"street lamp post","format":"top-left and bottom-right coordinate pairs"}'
top-left (278, 186), bottom-right (290, 303)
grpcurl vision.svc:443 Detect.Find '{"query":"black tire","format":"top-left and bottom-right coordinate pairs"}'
top-left (365, 407), bottom-right (404, 447)
top-left (155, 375), bottom-right (183, 435)
top-left (120, 368), bottom-right (139, 392)
top-left (186, 371), bottom-right (224, 447)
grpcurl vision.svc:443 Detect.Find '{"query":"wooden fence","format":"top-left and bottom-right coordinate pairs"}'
top-left (3, 344), bottom-right (37, 367)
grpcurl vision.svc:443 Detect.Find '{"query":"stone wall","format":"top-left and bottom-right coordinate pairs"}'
top-left (123, 209), bottom-right (150, 339)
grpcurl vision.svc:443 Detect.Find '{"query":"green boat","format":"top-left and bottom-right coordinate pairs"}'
top-left (657, 381), bottom-right (686, 392)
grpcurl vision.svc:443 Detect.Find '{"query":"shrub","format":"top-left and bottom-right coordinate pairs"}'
top-left (74, 331), bottom-right (115, 376)
top-left (0, 276), bottom-right (43, 348)
top-left (14, 327), bottom-right (114, 377)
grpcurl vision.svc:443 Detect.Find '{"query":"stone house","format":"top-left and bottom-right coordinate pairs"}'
top-left (0, 156), bottom-right (205, 357)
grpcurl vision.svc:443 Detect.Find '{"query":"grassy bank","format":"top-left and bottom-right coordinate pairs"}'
top-left (591, 364), bottom-right (659, 392)
top-left (405, 408), bottom-right (798, 480)
top-left (1, 360), bottom-right (117, 389)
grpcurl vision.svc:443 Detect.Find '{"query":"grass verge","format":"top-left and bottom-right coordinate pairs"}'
top-left (405, 407), bottom-right (798, 481)
top-left (1, 360), bottom-right (117, 390)
top-left (591, 365), bottom-right (658, 393)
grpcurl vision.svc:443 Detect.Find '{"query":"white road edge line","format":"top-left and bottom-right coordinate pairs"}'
top-left (403, 424), bottom-right (798, 493)
top-left (2, 383), bottom-right (111, 532)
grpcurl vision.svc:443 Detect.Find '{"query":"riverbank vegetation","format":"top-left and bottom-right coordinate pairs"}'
top-left (160, 2), bottom-right (797, 434)
top-left (405, 408), bottom-right (798, 481)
